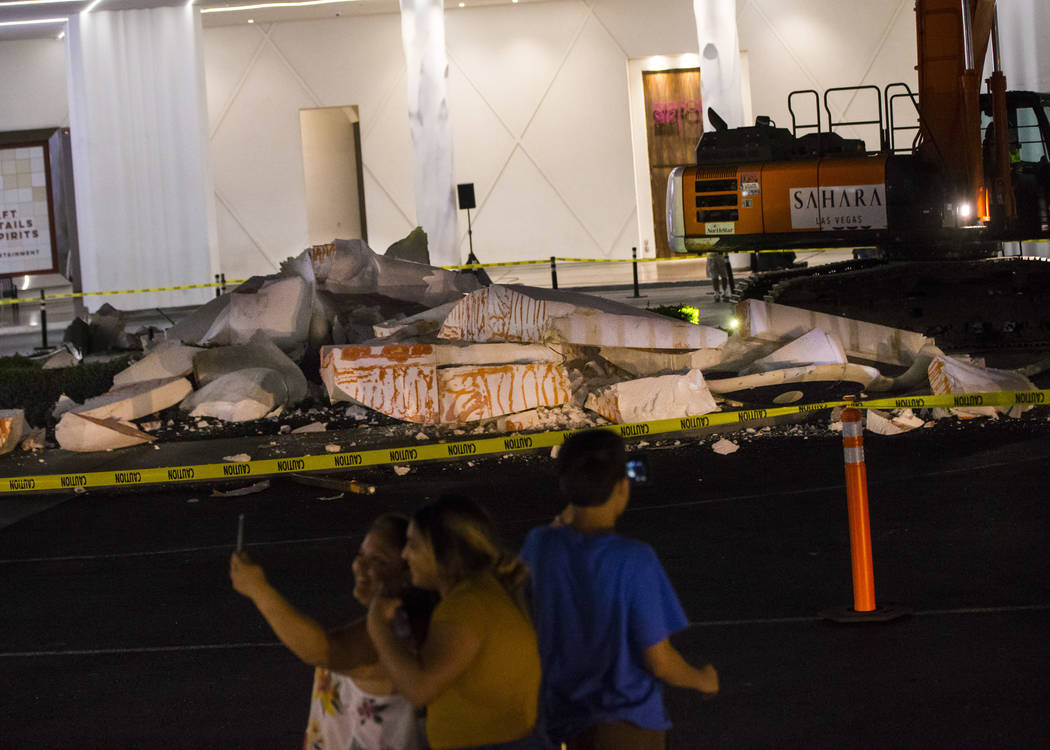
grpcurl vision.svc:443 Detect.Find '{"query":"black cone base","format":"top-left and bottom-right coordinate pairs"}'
top-left (819, 603), bottom-right (912, 623)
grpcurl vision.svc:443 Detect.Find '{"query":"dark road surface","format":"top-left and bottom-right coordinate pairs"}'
top-left (2, 416), bottom-right (1049, 748)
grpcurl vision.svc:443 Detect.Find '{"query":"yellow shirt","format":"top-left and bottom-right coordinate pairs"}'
top-left (425, 572), bottom-right (541, 749)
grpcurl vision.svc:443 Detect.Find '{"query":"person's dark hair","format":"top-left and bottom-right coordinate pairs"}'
top-left (557, 429), bottom-right (627, 507)
top-left (368, 513), bottom-right (410, 551)
top-left (412, 495), bottom-right (529, 603)
top-left (366, 512), bottom-right (437, 645)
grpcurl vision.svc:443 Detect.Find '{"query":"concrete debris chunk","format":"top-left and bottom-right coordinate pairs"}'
top-left (322, 344), bottom-right (438, 423)
top-left (194, 332), bottom-right (308, 406)
top-left (0, 409), bottom-right (26, 456)
top-left (373, 300), bottom-right (459, 339)
top-left (928, 354), bottom-right (1038, 418)
top-left (20, 426), bottom-right (45, 451)
top-left (439, 285), bottom-right (727, 349)
top-left (169, 275), bottom-right (312, 350)
top-left (113, 341), bottom-right (202, 387)
top-left (306, 238), bottom-right (479, 307)
top-left (75, 377), bottom-right (193, 422)
top-left (742, 328), bottom-right (847, 374)
top-left (55, 412), bottom-right (156, 452)
top-left (291, 422), bottom-right (327, 434)
top-left (584, 370), bottom-right (718, 424)
top-left (437, 362), bottom-right (572, 424)
top-left (712, 438), bottom-right (739, 455)
top-left (740, 299), bottom-right (932, 367)
top-left (866, 408), bottom-right (925, 435)
top-left (181, 368), bottom-right (289, 422)
top-left (41, 346), bottom-right (78, 370)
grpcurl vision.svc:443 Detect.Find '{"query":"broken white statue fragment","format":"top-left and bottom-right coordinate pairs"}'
top-left (865, 408), bottom-right (925, 435)
top-left (319, 343), bottom-right (571, 424)
top-left (437, 363), bottom-right (571, 424)
top-left (928, 355), bottom-right (1038, 417)
top-left (706, 363), bottom-right (880, 406)
top-left (742, 328), bottom-right (847, 374)
top-left (0, 409), bottom-right (26, 456)
top-left (584, 370), bottom-right (718, 424)
top-left (305, 239), bottom-right (477, 307)
top-left (181, 368), bottom-right (289, 422)
top-left (597, 346), bottom-right (725, 377)
top-left (112, 341), bottom-right (201, 387)
top-left (322, 344), bottom-right (438, 423)
top-left (194, 332), bottom-right (308, 406)
top-left (74, 377), bottom-right (193, 422)
top-left (55, 412), bottom-right (156, 452)
top-left (740, 299), bottom-right (932, 367)
top-left (440, 285), bottom-right (726, 349)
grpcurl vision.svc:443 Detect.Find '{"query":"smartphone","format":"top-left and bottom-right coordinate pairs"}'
top-left (236, 513), bottom-right (245, 553)
top-left (626, 456), bottom-right (650, 484)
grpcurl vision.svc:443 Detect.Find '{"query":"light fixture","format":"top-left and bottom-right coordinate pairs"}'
top-left (0, 16), bottom-right (66, 26)
top-left (247, 17), bottom-right (253, 22)
top-left (83, 0), bottom-right (105, 12)
top-left (57, 28), bottom-right (64, 38)
top-left (0, 0), bottom-right (67, 6)
top-left (201, 0), bottom-right (361, 13)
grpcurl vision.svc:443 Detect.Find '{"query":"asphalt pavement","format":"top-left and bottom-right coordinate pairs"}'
top-left (1, 414), bottom-right (1049, 748)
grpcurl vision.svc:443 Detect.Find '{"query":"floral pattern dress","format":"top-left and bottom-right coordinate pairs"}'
top-left (303, 667), bottom-right (426, 750)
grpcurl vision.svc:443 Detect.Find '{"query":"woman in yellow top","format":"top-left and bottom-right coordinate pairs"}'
top-left (367, 494), bottom-right (549, 750)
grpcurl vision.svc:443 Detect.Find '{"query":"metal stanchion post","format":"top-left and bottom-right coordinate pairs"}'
top-left (821, 396), bottom-right (910, 623)
top-left (550, 256), bottom-right (558, 289)
top-left (39, 290), bottom-right (47, 350)
top-left (221, 273), bottom-right (227, 294)
top-left (214, 274), bottom-right (221, 298)
top-left (631, 246), bottom-right (642, 298)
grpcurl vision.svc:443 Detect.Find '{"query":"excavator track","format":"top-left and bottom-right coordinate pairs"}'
top-left (734, 256), bottom-right (1050, 354)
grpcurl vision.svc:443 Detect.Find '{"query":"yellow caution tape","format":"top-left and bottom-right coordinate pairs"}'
top-left (2, 389), bottom-right (1046, 494)
top-left (0, 279), bottom-right (249, 307)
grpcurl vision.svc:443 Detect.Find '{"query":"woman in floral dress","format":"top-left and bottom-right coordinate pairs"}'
top-left (231, 513), bottom-right (433, 750)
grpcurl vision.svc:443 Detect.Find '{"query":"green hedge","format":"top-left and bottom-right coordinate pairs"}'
top-left (0, 354), bottom-right (133, 427)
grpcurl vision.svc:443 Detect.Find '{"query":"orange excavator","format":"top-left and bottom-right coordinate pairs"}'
top-left (667, 0), bottom-right (1050, 258)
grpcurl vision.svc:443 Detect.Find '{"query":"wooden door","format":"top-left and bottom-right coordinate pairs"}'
top-left (642, 69), bottom-right (703, 257)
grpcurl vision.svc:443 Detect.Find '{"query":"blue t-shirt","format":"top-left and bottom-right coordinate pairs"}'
top-left (520, 525), bottom-right (689, 741)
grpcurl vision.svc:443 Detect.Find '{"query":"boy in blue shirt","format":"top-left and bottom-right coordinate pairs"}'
top-left (521, 429), bottom-right (718, 750)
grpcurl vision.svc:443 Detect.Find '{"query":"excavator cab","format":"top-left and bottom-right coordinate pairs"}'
top-left (980, 91), bottom-right (1050, 234)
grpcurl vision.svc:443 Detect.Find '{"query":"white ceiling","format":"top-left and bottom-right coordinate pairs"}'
top-left (0, 0), bottom-right (532, 42)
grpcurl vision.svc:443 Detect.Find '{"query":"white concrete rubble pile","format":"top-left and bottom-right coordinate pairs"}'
top-left (928, 354), bottom-right (1038, 418)
top-left (55, 412), bottom-right (156, 452)
top-left (181, 368), bottom-right (291, 422)
top-left (112, 341), bottom-right (201, 387)
top-left (584, 370), bottom-right (719, 424)
top-left (320, 343), bottom-right (571, 424)
top-left (0, 409), bottom-right (25, 455)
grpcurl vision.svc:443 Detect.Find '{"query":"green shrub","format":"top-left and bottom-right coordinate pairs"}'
top-left (0, 355), bottom-right (133, 427)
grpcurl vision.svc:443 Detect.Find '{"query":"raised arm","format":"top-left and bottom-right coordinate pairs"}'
top-left (366, 595), bottom-right (480, 708)
top-left (643, 637), bottom-right (719, 696)
top-left (230, 551), bottom-right (375, 670)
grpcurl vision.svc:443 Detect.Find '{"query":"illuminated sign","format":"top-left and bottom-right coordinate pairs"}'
top-left (0, 143), bottom-right (57, 277)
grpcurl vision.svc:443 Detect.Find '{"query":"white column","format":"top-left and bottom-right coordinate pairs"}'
top-left (693, 0), bottom-right (745, 131)
top-left (994, 0), bottom-right (1050, 92)
top-left (398, 0), bottom-right (458, 267)
top-left (66, 7), bottom-right (217, 312)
